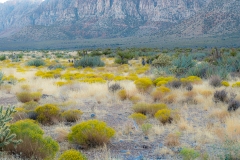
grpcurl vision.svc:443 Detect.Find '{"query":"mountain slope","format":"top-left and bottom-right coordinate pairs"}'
top-left (163, 0), bottom-right (240, 37)
top-left (1, 0), bottom-right (209, 40)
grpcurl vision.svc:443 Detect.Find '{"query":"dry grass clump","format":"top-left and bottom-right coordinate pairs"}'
top-left (164, 133), bottom-right (180, 147)
top-left (55, 127), bottom-right (69, 143)
top-left (16, 91), bottom-right (42, 103)
top-left (132, 103), bottom-right (168, 116)
top-left (199, 90), bottom-right (212, 98)
top-left (225, 117), bottom-right (240, 139)
top-left (210, 109), bottom-right (230, 122)
top-left (178, 118), bottom-right (193, 131)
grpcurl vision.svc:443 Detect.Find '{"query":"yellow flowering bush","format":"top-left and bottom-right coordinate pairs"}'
top-left (8, 119), bottom-right (59, 159)
top-left (58, 149), bottom-right (87, 160)
top-left (129, 113), bottom-right (147, 125)
top-left (117, 89), bottom-right (128, 101)
top-left (61, 110), bottom-right (83, 122)
top-left (154, 109), bottom-right (172, 124)
top-left (232, 82), bottom-right (240, 87)
top-left (134, 77), bottom-right (153, 92)
top-left (35, 104), bottom-right (61, 125)
top-left (153, 76), bottom-right (175, 86)
top-left (221, 81), bottom-right (230, 87)
top-left (68, 120), bottom-right (115, 148)
top-left (114, 76), bottom-right (126, 81)
top-left (180, 76), bottom-right (202, 84)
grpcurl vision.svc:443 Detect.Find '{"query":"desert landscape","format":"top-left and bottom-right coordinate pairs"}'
top-left (0, 48), bottom-right (240, 159)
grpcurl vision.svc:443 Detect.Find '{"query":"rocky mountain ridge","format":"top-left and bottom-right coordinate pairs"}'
top-left (0, 0), bottom-right (239, 42)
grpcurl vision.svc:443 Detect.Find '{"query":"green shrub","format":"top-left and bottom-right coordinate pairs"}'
top-left (7, 119), bottom-right (59, 159)
top-left (68, 120), bottom-right (115, 148)
top-left (35, 104), bottom-right (61, 125)
top-left (141, 123), bottom-right (152, 135)
top-left (61, 110), bottom-right (83, 122)
top-left (172, 55), bottom-right (196, 76)
top-left (21, 101), bottom-right (39, 111)
top-left (154, 109), bottom-right (172, 124)
top-left (180, 147), bottom-right (200, 160)
top-left (115, 51), bottom-right (134, 64)
top-left (0, 54), bottom-right (6, 61)
top-left (74, 56), bottom-right (104, 68)
top-left (129, 113), bottom-right (147, 125)
top-left (58, 149), bottom-right (87, 160)
top-left (148, 103), bottom-right (168, 116)
top-left (48, 64), bottom-right (66, 70)
top-left (0, 71), bottom-right (4, 85)
top-left (0, 106), bottom-right (22, 150)
top-left (134, 77), bottom-right (153, 92)
top-left (152, 54), bottom-right (172, 67)
top-left (132, 103), bottom-right (149, 115)
top-left (26, 59), bottom-right (45, 67)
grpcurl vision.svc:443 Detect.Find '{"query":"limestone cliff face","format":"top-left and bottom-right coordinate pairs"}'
top-left (0, 0), bottom-right (238, 41)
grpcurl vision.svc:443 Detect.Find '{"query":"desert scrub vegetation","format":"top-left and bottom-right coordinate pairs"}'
top-left (16, 91), bottom-right (42, 103)
top-left (58, 149), bottom-right (87, 160)
top-left (134, 77), bottom-right (153, 93)
top-left (35, 104), bottom-right (61, 125)
top-left (68, 119), bottom-right (115, 148)
top-left (61, 109), bottom-right (83, 122)
top-left (26, 59), bottom-right (45, 67)
top-left (1, 48), bottom-right (240, 159)
top-left (74, 56), bottom-right (105, 68)
top-left (129, 113), bottom-right (147, 125)
top-left (7, 119), bottom-right (59, 159)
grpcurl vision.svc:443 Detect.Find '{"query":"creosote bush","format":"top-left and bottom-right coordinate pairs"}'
top-left (58, 149), bottom-right (87, 160)
top-left (61, 110), bottom-right (83, 122)
top-left (7, 119), bottom-right (59, 159)
top-left (35, 104), bottom-right (61, 125)
top-left (68, 120), bottom-right (115, 148)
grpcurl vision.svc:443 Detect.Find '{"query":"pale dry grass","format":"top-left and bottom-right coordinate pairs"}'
top-left (164, 133), bottom-right (180, 147)
top-left (194, 128), bottom-right (216, 145)
top-left (54, 126), bottom-right (69, 143)
top-left (178, 118), bottom-right (193, 131)
top-left (154, 147), bottom-right (174, 156)
top-left (225, 116), bottom-right (240, 140)
top-left (210, 108), bottom-right (230, 122)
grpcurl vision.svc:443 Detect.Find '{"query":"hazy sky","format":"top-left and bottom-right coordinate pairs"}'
top-left (0, 0), bottom-right (8, 3)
